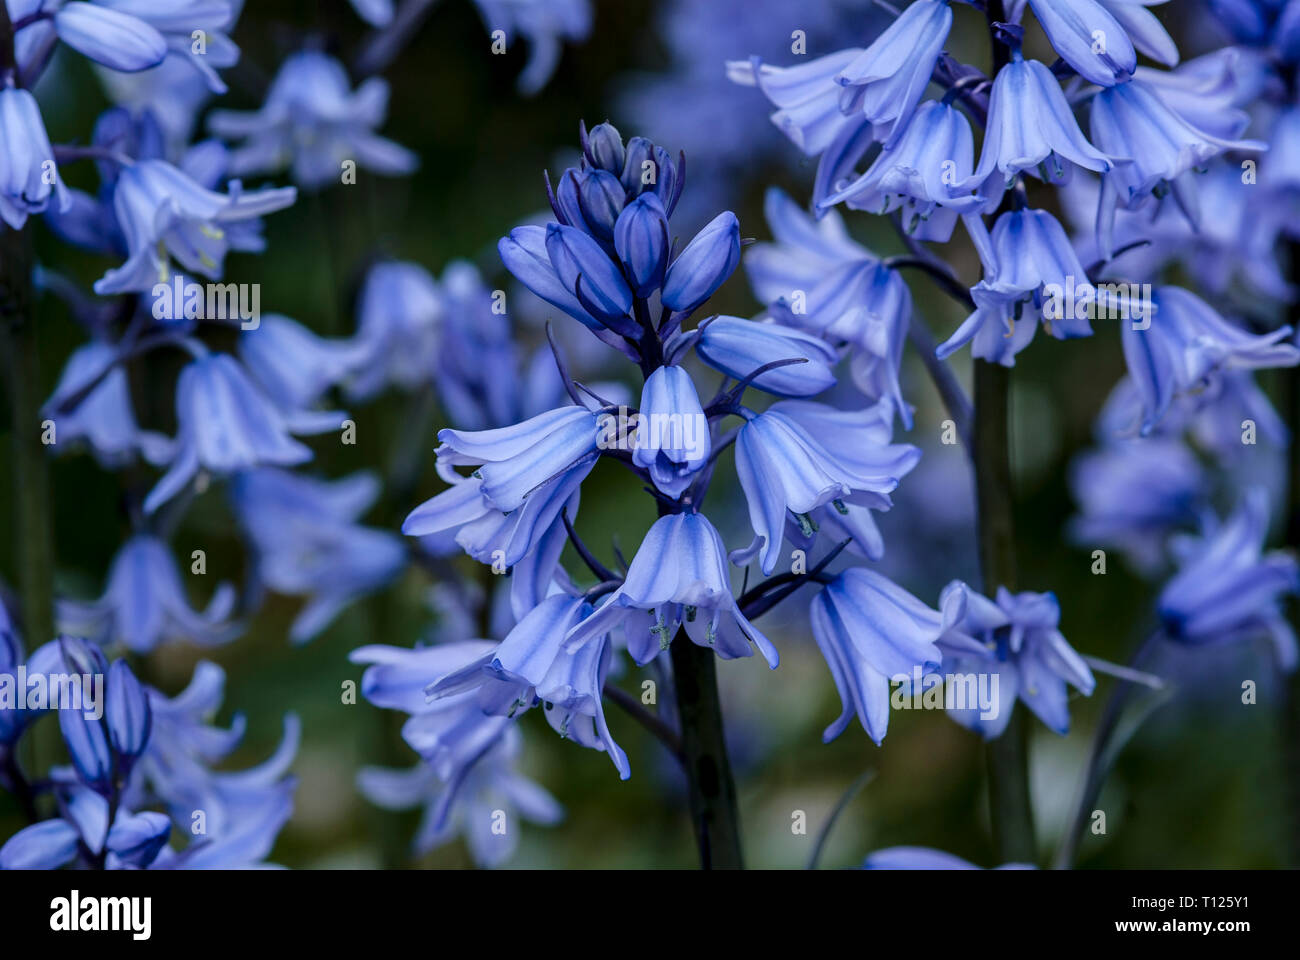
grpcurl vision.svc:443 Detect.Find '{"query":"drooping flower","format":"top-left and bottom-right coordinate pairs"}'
top-left (938, 583), bottom-right (1096, 738)
top-left (358, 727), bottom-right (563, 867)
top-left (1158, 490), bottom-right (1299, 669)
top-left (142, 352), bottom-right (332, 514)
top-left (43, 341), bottom-right (173, 467)
top-left (208, 50), bottom-right (417, 188)
top-left (564, 511), bottom-right (778, 667)
top-left (632, 365), bottom-right (710, 499)
top-left (938, 208), bottom-right (1096, 366)
top-left (809, 568), bottom-right (958, 744)
top-left (1090, 78), bottom-right (1265, 256)
top-left (735, 406), bottom-right (918, 575)
top-left (965, 53), bottom-right (1111, 210)
top-left (818, 98), bottom-right (983, 242)
top-left (344, 260), bottom-right (443, 401)
top-left (239, 314), bottom-right (358, 424)
top-left (93, 158), bottom-right (296, 295)
top-left (231, 468), bottom-right (407, 643)
top-left (57, 534), bottom-right (241, 651)
top-left (0, 86), bottom-right (71, 229)
top-left (471, 0), bottom-right (592, 95)
top-left (1068, 437), bottom-right (1209, 575)
top-left (96, 0), bottom-right (241, 92)
top-left (426, 594), bottom-right (630, 779)
top-left (1121, 286), bottom-right (1298, 434)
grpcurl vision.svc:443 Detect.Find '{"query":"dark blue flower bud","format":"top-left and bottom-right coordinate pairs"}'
top-left (661, 211), bottom-right (741, 313)
top-left (577, 169), bottom-right (625, 242)
top-left (106, 660), bottom-right (152, 764)
top-left (59, 702), bottom-right (114, 793)
top-left (614, 193), bottom-right (670, 297)
top-left (648, 145), bottom-right (682, 215)
top-left (621, 137), bottom-right (657, 194)
top-left (544, 223), bottom-right (639, 337)
top-left (584, 121), bottom-right (626, 174)
top-left (555, 168), bottom-right (589, 231)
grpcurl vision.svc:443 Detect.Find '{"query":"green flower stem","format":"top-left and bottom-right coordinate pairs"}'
top-left (973, 359), bottom-right (1036, 864)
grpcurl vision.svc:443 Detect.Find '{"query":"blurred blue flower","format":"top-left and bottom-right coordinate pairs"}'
top-left (1159, 489), bottom-right (1299, 669)
top-left (209, 50), bottom-right (416, 189)
top-left (44, 340), bottom-right (174, 467)
top-left (143, 352), bottom-right (333, 514)
top-left (473, 0), bottom-right (591, 96)
top-left (1122, 286), bottom-right (1298, 434)
top-left (231, 467), bottom-right (406, 643)
top-left (57, 533), bottom-right (241, 651)
top-left (863, 845), bottom-right (1035, 869)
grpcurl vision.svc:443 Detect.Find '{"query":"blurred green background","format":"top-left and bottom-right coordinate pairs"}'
top-left (1, 0), bottom-right (1293, 868)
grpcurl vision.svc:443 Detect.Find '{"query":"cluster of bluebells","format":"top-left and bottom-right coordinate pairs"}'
top-left (0, 624), bottom-right (298, 869)
top-left (1, 0), bottom-right (589, 869)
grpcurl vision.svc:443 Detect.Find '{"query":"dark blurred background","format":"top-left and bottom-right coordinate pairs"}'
top-left (1, 0), bottom-right (1291, 868)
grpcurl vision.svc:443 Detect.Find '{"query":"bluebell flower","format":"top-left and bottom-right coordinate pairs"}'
top-left (208, 51), bottom-right (416, 188)
top-left (1159, 489), bottom-right (1299, 669)
top-left (745, 187), bottom-right (876, 308)
top-left (661, 211), bottom-right (741, 314)
top-left (614, 192), bottom-right (670, 296)
top-left (1122, 286), bottom-right (1298, 434)
top-left (130, 662), bottom-right (299, 856)
top-left (0, 87), bottom-right (70, 229)
top-left (0, 635), bottom-right (63, 749)
top-left (694, 316), bottom-right (838, 398)
top-left (239, 314), bottom-right (358, 423)
top-left (344, 260), bottom-right (442, 401)
top-left (1091, 79), bottom-right (1265, 256)
top-left (230, 468), bottom-right (406, 643)
top-left (633, 365), bottom-right (710, 499)
top-left (755, 399), bottom-right (921, 563)
top-left (472, 0), bottom-right (592, 95)
top-left (427, 594), bottom-right (631, 778)
top-left (565, 511), bottom-right (779, 667)
top-left (98, 0), bottom-right (241, 93)
top-left (433, 405), bottom-right (600, 515)
top-left (53, 2), bottom-right (167, 73)
top-left (965, 53), bottom-right (1110, 210)
top-left (863, 846), bottom-right (1035, 869)
top-left (818, 99), bottom-right (983, 242)
top-left (1069, 438), bottom-right (1209, 575)
top-left (938, 583), bottom-right (1096, 737)
top-left (43, 341), bottom-right (173, 467)
top-left (94, 159), bottom-right (296, 295)
top-left (726, 48), bottom-right (865, 157)
top-left (358, 725), bottom-right (563, 867)
top-left (143, 352), bottom-right (331, 514)
top-left (1026, 0), bottom-right (1137, 86)
top-left (809, 568), bottom-right (958, 744)
top-left (938, 208), bottom-right (1095, 366)
top-left (833, 0), bottom-right (954, 146)
top-left (735, 406), bottom-right (919, 575)
top-left (58, 534), bottom-right (241, 651)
